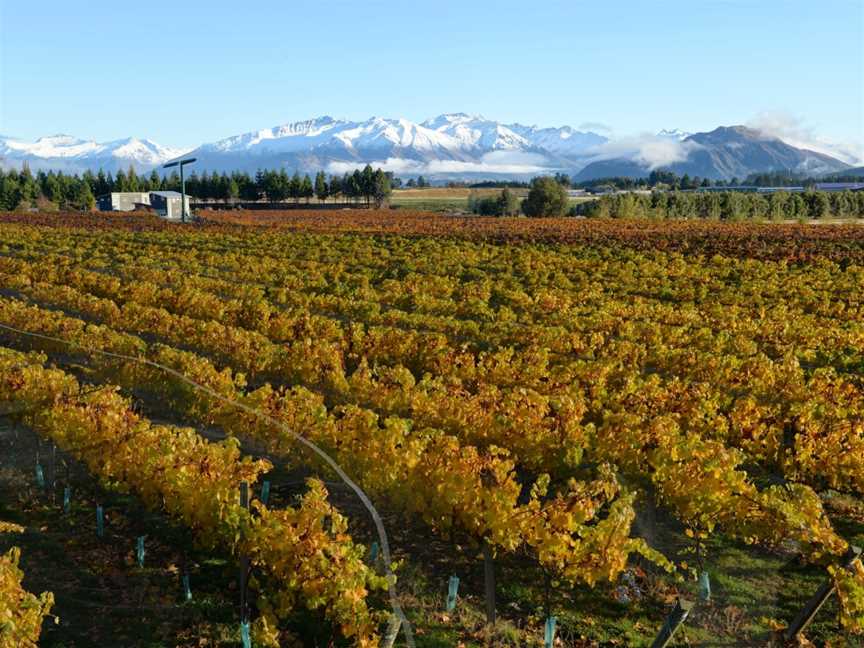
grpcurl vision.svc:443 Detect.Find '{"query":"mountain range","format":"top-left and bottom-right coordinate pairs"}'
top-left (0, 115), bottom-right (855, 182)
top-left (574, 126), bottom-right (852, 182)
top-left (0, 135), bottom-right (187, 174)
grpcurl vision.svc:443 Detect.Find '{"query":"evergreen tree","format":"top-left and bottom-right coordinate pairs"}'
top-left (360, 164), bottom-right (375, 205)
top-left (348, 169), bottom-right (363, 202)
top-left (301, 174), bottom-right (314, 203)
top-left (328, 175), bottom-right (342, 202)
top-left (114, 168), bottom-right (128, 192)
top-left (239, 173), bottom-right (259, 200)
top-left (43, 174), bottom-right (64, 206)
top-left (149, 170), bottom-right (162, 192)
top-left (71, 181), bottom-right (95, 211)
top-left (82, 170), bottom-right (96, 195)
top-left (289, 171), bottom-right (301, 203)
top-left (126, 166), bottom-right (140, 192)
top-left (0, 172), bottom-right (22, 210)
top-left (314, 171), bottom-right (329, 203)
top-left (95, 169), bottom-right (110, 196)
top-left (19, 164), bottom-right (38, 206)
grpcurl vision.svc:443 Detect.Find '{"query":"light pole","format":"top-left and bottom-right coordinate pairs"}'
top-left (163, 157), bottom-right (196, 223)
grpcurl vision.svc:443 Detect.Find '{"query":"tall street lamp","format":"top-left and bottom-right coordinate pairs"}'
top-left (163, 157), bottom-right (197, 223)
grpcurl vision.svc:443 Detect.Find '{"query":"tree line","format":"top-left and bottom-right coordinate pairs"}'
top-left (0, 163), bottom-right (393, 212)
top-left (468, 177), bottom-right (571, 217)
top-left (573, 190), bottom-right (864, 220)
top-left (575, 169), bottom-right (864, 192)
top-left (1, 166), bottom-right (96, 211)
top-left (232, 165), bottom-right (392, 206)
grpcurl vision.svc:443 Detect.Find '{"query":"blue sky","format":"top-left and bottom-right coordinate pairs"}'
top-left (1, 0), bottom-right (862, 157)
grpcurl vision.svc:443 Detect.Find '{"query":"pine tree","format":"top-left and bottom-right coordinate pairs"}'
top-left (328, 175), bottom-right (341, 202)
top-left (82, 170), bottom-right (96, 195)
top-left (301, 174), bottom-right (314, 203)
top-left (114, 168), bottom-right (128, 192)
top-left (314, 171), bottom-right (329, 203)
top-left (289, 171), bottom-right (302, 203)
top-left (351, 170), bottom-right (363, 205)
top-left (71, 180), bottom-right (95, 211)
top-left (127, 166), bottom-right (140, 192)
top-left (0, 172), bottom-right (22, 210)
top-left (19, 163), bottom-right (38, 206)
top-left (95, 169), bottom-right (110, 196)
top-left (361, 165), bottom-right (375, 205)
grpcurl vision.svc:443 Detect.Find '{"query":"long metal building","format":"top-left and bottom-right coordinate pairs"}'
top-left (96, 191), bottom-right (192, 220)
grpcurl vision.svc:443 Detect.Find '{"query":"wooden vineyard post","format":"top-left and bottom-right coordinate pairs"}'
top-left (651, 598), bottom-right (694, 648)
top-left (784, 545), bottom-right (862, 643)
top-left (482, 541), bottom-right (496, 627)
top-left (239, 481), bottom-right (251, 642)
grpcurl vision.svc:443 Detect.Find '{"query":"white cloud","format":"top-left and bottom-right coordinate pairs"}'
top-left (747, 112), bottom-right (863, 165)
top-left (326, 150), bottom-right (553, 176)
top-left (582, 133), bottom-right (702, 169)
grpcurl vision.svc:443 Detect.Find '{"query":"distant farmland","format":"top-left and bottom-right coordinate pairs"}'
top-left (390, 187), bottom-right (593, 212)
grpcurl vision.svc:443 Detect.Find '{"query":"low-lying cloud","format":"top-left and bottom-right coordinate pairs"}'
top-left (326, 150), bottom-right (552, 176)
top-left (582, 133), bottom-right (702, 170)
top-left (748, 111), bottom-right (863, 165)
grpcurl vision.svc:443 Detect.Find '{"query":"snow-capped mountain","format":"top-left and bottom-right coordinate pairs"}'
top-left (507, 123), bottom-right (608, 156)
top-left (0, 134), bottom-right (189, 173)
top-left (3, 116), bottom-right (854, 182)
top-left (576, 125), bottom-right (851, 181)
top-left (420, 113), bottom-right (530, 151)
top-left (173, 114), bottom-right (609, 179)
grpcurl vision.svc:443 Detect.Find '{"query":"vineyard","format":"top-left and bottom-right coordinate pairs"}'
top-left (0, 210), bottom-right (863, 647)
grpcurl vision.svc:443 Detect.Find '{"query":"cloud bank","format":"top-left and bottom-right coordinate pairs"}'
top-left (326, 150), bottom-right (552, 176)
top-left (582, 133), bottom-right (702, 169)
top-left (748, 112), bottom-right (863, 165)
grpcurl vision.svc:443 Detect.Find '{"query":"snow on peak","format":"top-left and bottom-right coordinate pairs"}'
top-left (104, 137), bottom-right (190, 163)
top-left (505, 123), bottom-right (608, 155)
top-left (0, 133), bottom-right (187, 172)
top-left (421, 113), bottom-right (487, 129)
top-left (657, 129), bottom-right (692, 141)
top-left (417, 114), bottom-right (529, 151)
top-left (35, 134), bottom-right (86, 146)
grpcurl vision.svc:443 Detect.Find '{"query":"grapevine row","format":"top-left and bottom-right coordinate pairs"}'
top-left (0, 346), bottom-right (386, 646)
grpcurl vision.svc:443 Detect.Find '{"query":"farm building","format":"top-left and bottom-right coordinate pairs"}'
top-left (96, 192), bottom-right (150, 212)
top-left (814, 182), bottom-right (864, 192)
top-left (149, 191), bottom-right (190, 220)
top-left (97, 191), bottom-right (192, 220)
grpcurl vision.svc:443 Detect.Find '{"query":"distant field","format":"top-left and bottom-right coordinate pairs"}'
top-left (390, 187), bottom-right (522, 212)
top-left (390, 187), bottom-right (592, 212)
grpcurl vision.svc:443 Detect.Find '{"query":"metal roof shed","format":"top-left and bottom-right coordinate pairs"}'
top-left (149, 191), bottom-right (191, 220)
